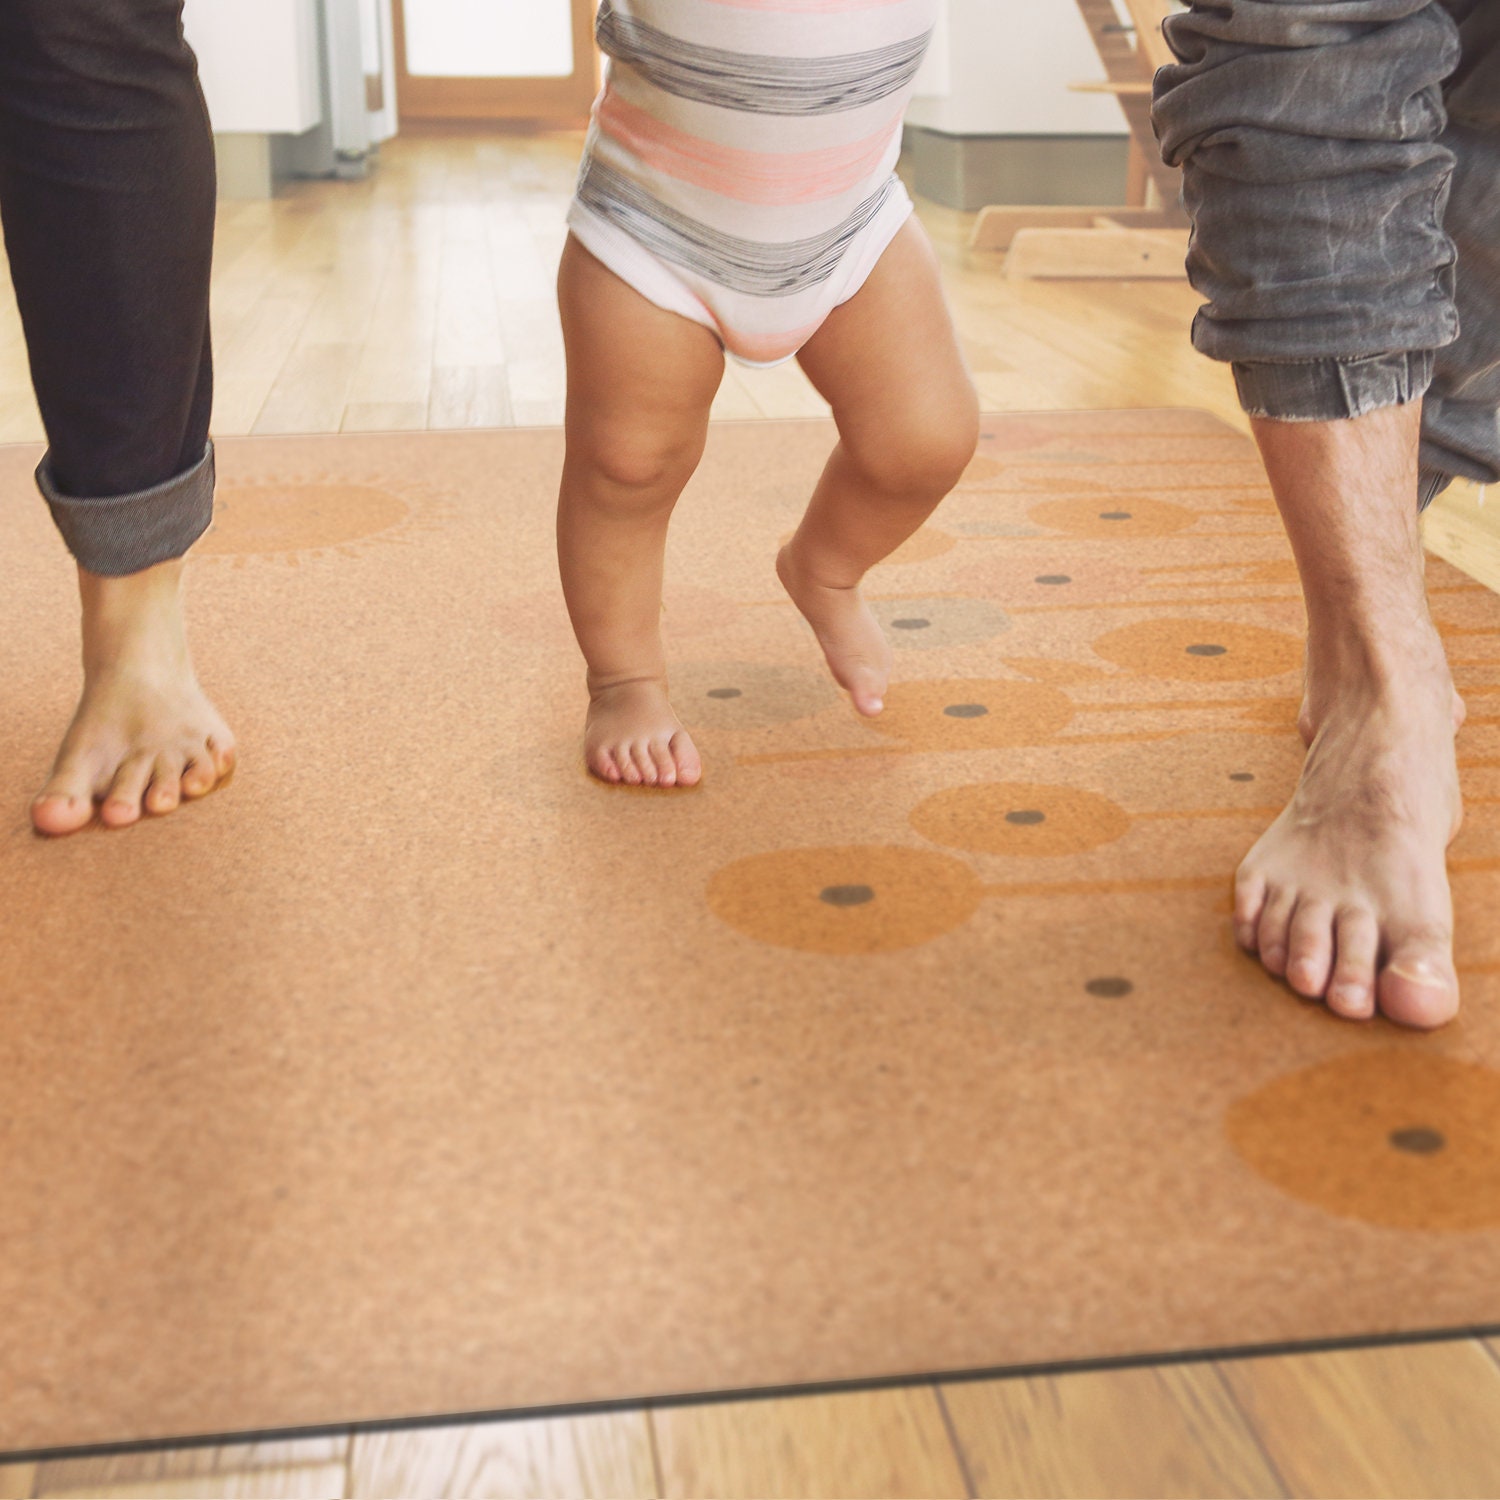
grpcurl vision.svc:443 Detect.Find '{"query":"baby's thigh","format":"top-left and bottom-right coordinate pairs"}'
top-left (559, 235), bottom-right (724, 484)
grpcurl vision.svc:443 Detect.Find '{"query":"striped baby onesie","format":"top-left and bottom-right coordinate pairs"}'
top-left (567, 0), bottom-right (938, 366)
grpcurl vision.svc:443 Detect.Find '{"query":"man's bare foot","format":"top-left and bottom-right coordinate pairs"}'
top-left (1237, 636), bottom-right (1462, 1029)
top-left (31, 561), bottom-right (235, 836)
top-left (585, 677), bottom-right (702, 787)
top-left (775, 542), bottom-right (892, 717)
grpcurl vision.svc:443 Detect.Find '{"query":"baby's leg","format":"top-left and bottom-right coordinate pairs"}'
top-left (779, 218), bottom-right (979, 714)
top-left (557, 236), bottom-right (724, 786)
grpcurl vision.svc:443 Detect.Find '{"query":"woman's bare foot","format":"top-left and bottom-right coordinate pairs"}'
top-left (775, 542), bottom-right (893, 717)
top-left (31, 560), bottom-right (235, 836)
top-left (1236, 633), bottom-right (1463, 1029)
top-left (585, 676), bottom-right (702, 788)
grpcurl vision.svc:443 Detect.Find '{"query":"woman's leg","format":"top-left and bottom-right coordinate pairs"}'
top-left (556, 236), bottom-right (724, 787)
top-left (0, 0), bottom-right (232, 833)
top-left (778, 218), bottom-right (979, 715)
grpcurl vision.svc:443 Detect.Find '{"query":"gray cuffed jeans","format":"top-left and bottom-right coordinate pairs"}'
top-left (1153, 0), bottom-right (1500, 506)
top-left (0, 0), bottom-right (217, 577)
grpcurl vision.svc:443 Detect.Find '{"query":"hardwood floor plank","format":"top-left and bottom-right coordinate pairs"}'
top-left (253, 342), bottom-right (363, 436)
top-left (346, 1413), bottom-right (657, 1500)
top-left (940, 1365), bottom-right (1282, 1499)
top-left (35, 1461), bottom-right (347, 1500)
top-left (651, 1388), bottom-right (967, 1500)
top-left (35, 1438), bottom-right (348, 1492)
top-left (342, 401), bottom-right (431, 434)
top-left (428, 364), bottom-right (516, 430)
top-left (1220, 1341), bottom-right (1500, 1498)
top-left (0, 1464), bottom-right (36, 1500)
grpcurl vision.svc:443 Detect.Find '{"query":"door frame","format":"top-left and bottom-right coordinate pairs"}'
top-left (391, 0), bottom-right (599, 123)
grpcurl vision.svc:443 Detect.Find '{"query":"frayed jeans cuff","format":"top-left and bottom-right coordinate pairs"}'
top-left (1231, 350), bottom-right (1435, 423)
top-left (38, 441), bottom-right (215, 577)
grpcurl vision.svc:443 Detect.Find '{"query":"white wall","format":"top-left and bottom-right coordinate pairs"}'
top-left (909, 0), bottom-right (1128, 136)
top-left (184, 0), bottom-right (323, 134)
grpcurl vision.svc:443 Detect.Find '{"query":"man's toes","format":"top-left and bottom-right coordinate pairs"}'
top-left (670, 730), bottom-right (703, 788)
top-left (1327, 908), bottom-right (1379, 1020)
top-left (100, 753), bottom-right (156, 828)
top-left (1233, 866), bottom-right (1269, 951)
top-left (1379, 934), bottom-right (1460, 1030)
top-left (1254, 885), bottom-right (1297, 976)
top-left (1284, 899), bottom-right (1336, 998)
top-left (31, 768), bottom-right (98, 836)
top-left (145, 754), bottom-right (187, 815)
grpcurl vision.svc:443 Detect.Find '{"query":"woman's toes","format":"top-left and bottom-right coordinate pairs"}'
top-left (671, 731), bottom-right (703, 788)
top-left (208, 736), bottom-right (237, 782)
top-left (181, 755), bottom-right (217, 799)
top-left (1379, 934), bottom-right (1460, 1030)
top-left (145, 754), bottom-right (186, 815)
top-left (1326, 908), bottom-right (1379, 1020)
top-left (100, 753), bottom-right (156, 828)
top-left (1254, 886), bottom-right (1297, 976)
top-left (1284, 898), bottom-right (1336, 998)
top-left (31, 768), bottom-right (98, 836)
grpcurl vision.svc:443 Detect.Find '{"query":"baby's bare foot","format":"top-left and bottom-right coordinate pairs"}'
top-left (1237, 641), bottom-right (1462, 1029)
top-left (32, 561), bottom-right (235, 836)
top-left (775, 542), bottom-right (892, 717)
top-left (585, 677), bottom-right (702, 788)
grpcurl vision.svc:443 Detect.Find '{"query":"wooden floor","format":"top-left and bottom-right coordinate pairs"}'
top-left (3, 129), bottom-right (1500, 1499)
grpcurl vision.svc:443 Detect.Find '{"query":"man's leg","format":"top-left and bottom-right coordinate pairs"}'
top-left (1153, 0), bottom-right (1484, 1026)
top-left (0, 0), bottom-right (233, 834)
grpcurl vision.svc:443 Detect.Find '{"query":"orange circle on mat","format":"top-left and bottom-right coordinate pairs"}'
top-left (1093, 619), bottom-right (1302, 682)
top-left (1027, 497), bottom-right (1196, 538)
top-left (1226, 1052), bottom-right (1500, 1231)
top-left (911, 782), bottom-right (1132, 857)
top-left (871, 680), bottom-right (1074, 751)
top-left (199, 484), bottom-right (409, 555)
top-left (707, 845), bottom-right (983, 954)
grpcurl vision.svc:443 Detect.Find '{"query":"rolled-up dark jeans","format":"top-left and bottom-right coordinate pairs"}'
top-left (1153, 0), bottom-right (1500, 508)
top-left (0, 0), bottom-right (216, 576)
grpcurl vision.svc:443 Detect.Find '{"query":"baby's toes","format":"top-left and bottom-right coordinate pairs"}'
top-left (647, 736), bottom-right (678, 788)
top-left (670, 730), bottom-right (703, 788)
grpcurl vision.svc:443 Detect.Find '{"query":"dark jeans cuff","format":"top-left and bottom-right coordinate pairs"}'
top-left (37, 441), bottom-right (215, 576)
top-left (1231, 351), bottom-right (1436, 423)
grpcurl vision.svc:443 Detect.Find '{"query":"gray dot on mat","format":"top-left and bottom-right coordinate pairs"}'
top-left (1187, 643), bottom-right (1228, 657)
top-left (1389, 1127), bottom-right (1446, 1155)
top-left (707, 687), bottom-right (742, 699)
top-left (944, 703), bottom-right (989, 719)
top-left (1035, 574), bottom-right (1072, 585)
top-left (1085, 977), bottom-right (1134, 998)
top-left (820, 884), bottom-right (875, 907)
top-left (1230, 772), bottom-right (1255, 782)
top-left (1099, 511), bottom-right (1133, 521)
top-left (892, 617), bottom-right (931, 630)
top-left (1006, 810), bottom-right (1046, 826)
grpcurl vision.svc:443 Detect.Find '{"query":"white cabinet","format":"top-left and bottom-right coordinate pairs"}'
top-left (183, 0), bottom-right (323, 134)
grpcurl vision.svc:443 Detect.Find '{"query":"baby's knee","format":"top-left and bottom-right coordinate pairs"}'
top-left (860, 390), bottom-right (980, 499)
top-left (573, 423), bottom-right (705, 500)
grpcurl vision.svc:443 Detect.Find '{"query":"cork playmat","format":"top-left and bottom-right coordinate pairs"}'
top-left (3, 411), bottom-right (1500, 1457)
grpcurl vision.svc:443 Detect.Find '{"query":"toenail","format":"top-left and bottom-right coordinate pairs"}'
top-left (1390, 961), bottom-right (1449, 988)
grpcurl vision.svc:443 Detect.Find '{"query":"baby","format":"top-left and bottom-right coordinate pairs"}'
top-left (558, 0), bottom-right (978, 787)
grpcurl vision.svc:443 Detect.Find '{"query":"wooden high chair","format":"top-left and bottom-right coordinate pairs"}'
top-left (969, 0), bottom-right (1190, 279)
